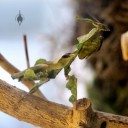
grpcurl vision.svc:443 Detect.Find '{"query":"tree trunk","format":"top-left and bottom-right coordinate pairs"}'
top-left (75, 0), bottom-right (128, 116)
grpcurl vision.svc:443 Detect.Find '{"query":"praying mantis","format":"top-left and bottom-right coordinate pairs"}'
top-left (12, 16), bottom-right (109, 104)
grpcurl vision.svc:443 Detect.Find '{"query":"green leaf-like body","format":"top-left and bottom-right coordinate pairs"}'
top-left (64, 65), bottom-right (71, 77)
top-left (71, 87), bottom-right (77, 96)
top-left (24, 69), bottom-right (37, 80)
top-left (78, 36), bottom-right (104, 59)
top-left (77, 28), bottom-right (98, 44)
top-left (34, 58), bottom-right (46, 65)
top-left (76, 43), bottom-right (83, 51)
top-left (69, 95), bottom-right (76, 104)
top-left (66, 76), bottom-right (74, 89)
top-left (66, 75), bottom-right (77, 104)
top-left (66, 75), bottom-right (77, 89)
top-left (62, 53), bottom-right (77, 77)
top-left (11, 17), bottom-right (109, 98)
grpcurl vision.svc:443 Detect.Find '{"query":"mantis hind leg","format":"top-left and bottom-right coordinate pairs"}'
top-left (18, 78), bottom-right (49, 103)
top-left (29, 78), bottom-right (49, 94)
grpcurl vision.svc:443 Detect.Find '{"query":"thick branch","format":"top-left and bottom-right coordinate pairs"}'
top-left (0, 79), bottom-right (128, 128)
top-left (94, 111), bottom-right (128, 128)
top-left (0, 79), bottom-right (80, 128)
top-left (0, 53), bottom-right (46, 99)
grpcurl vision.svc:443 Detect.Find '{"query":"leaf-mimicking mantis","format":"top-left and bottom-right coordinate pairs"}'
top-left (12, 16), bottom-right (110, 105)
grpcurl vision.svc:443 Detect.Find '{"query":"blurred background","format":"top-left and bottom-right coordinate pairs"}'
top-left (0, 0), bottom-right (128, 128)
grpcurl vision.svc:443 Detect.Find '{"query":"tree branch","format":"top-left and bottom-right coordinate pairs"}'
top-left (0, 53), bottom-right (46, 99)
top-left (0, 79), bottom-right (128, 128)
top-left (0, 79), bottom-right (77, 128)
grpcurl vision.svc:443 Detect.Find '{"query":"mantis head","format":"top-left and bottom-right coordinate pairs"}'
top-left (58, 53), bottom-right (77, 67)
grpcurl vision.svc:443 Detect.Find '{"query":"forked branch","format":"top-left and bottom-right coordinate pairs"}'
top-left (0, 79), bottom-right (127, 128)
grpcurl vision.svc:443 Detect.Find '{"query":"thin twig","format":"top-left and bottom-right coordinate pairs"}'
top-left (23, 34), bottom-right (30, 68)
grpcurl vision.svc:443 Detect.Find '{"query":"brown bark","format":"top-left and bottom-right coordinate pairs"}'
top-left (0, 79), bottom-right (128, 128)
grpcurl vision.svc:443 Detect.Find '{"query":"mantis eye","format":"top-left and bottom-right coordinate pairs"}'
top-left (62, 53), bottom-right (71, 58)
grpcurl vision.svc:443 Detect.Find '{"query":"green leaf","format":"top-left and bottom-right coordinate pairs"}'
top-left (34, 58), bottom-right (46, 65)
top-left (24, 69), bottom-right (37, 80)
top-left (77, 28), bottom-right (98, 44)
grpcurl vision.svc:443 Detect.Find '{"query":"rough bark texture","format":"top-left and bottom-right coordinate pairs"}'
top-left (76, 0), bottom-right (128, 116)
top-left (0, 79), bottom-right (128, 128)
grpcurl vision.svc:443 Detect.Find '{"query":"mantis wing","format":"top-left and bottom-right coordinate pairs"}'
top-left (78, 36), bottom-right (103, 59)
